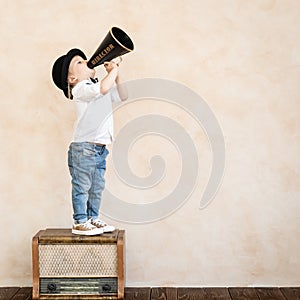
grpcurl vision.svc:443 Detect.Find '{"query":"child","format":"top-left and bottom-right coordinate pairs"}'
top-left (52, 48), bottom-right (127, 235)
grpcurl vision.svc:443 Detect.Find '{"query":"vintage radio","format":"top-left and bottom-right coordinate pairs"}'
top-left (32, 228), bottom-right (125, 300)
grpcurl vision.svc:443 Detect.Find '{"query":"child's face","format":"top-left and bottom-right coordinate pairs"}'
top-left (68, 55), bottom-right (95, 85)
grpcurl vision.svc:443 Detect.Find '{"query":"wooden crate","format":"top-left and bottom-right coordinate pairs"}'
top-left (32, 229), bottom-right (125, 300)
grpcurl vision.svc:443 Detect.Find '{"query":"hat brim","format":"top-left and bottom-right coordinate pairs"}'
top-left (61, 48), bottom-right (87, 97)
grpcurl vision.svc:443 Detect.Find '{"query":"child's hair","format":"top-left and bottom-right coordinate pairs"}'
top-left (68, 83), bottom-right (73, 100)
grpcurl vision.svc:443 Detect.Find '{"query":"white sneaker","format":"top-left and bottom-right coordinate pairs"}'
top-left (72, 219), bottom-right (104, 236)
top-left (91, 219), bottom-right (115, 233)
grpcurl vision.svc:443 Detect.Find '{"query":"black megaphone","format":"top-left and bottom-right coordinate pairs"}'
top-left (87, 27), bottom-right (134, 69)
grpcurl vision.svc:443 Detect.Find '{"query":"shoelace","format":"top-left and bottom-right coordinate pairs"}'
top-left (81, 220), bottom-right (95, 229)
top-left (92, 219), bottom-right (106, 227)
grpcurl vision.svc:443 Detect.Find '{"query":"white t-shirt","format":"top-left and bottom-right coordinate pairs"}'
top-left (71, 79), bottom-right (121, 144)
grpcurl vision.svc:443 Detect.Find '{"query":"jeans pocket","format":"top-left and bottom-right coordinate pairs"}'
top-left (83, 148), bottom-right (96, 156)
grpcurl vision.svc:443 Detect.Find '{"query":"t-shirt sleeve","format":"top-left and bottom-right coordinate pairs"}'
top-left (72, 80), bottom-right (102, 102)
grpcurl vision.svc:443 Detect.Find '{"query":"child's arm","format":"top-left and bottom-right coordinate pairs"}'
top-left (100, 62), bottom-right (118, 94)
top-left (115, 72), bottom-right (128, 101)
top-left (101, 60), bottom-right (128, 101)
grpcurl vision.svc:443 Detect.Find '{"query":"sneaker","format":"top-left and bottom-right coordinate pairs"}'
top-left (91, 219), bottom-right (115, 233)
top-left (72, 219), bottom-right (104, 236)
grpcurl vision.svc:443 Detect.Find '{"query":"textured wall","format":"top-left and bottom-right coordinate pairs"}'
top-left (0, 0), bottom-right (299, 287)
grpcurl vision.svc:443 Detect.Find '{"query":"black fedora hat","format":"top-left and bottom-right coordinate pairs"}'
top-left (52, 48), bottom-right (87, 98)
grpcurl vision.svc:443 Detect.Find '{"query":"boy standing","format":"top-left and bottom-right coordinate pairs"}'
top-left (52, 48), bottom-right (127, 235)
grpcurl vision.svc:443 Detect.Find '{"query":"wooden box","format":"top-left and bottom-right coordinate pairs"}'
top-left (32, 229), bottom-right (125, 300)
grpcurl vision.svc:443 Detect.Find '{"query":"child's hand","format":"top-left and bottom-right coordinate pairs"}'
top-left (104, 60), bottom-right (118, 73)
top-left (100, 59), bottom-right (121, 94)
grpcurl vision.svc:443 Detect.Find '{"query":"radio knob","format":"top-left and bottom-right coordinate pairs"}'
top-left (102, 284), bottom-right (111, 291)
top-left (47, 283), bottom-right (57, 291)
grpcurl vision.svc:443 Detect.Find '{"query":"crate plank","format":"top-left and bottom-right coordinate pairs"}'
top-left (124, 287), bottom-right (151, 300)
top-left (280, 288), bottom-right (300, 300)
top-left (0, 287), bottom-right (20, 300)
top-left (229, 288), bottom-right (259, 300)
top-left (178, 287), bottom-right (205, 300)
top-left (151, 287), bottom-right (177, 300)
top-left (10, 287), bottom-right (32, 300)
top-left (255, 288), bottom-right (286, 300)
top-left (203, 288), bottom-right (232, 300)
top-left (1, 287), bottom-right (300, 300)
top-left (38, 228), bottom-right (119, 244)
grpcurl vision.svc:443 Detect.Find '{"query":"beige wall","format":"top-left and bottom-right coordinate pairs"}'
top-left (0, 0), bottom-right (299, 287)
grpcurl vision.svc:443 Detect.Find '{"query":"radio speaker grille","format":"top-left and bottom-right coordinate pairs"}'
top-left (39, 244), bottom-right (118, 277)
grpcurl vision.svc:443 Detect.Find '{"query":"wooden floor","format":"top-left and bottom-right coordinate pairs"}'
top-left (0, 287), bottom-right (299, 300)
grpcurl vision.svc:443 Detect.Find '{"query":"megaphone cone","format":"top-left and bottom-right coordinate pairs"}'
top-left (87, 27), bottom-right (134, 69)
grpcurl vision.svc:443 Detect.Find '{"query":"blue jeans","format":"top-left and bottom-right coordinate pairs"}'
top-left (68, 142), bottom-right (109, 224)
